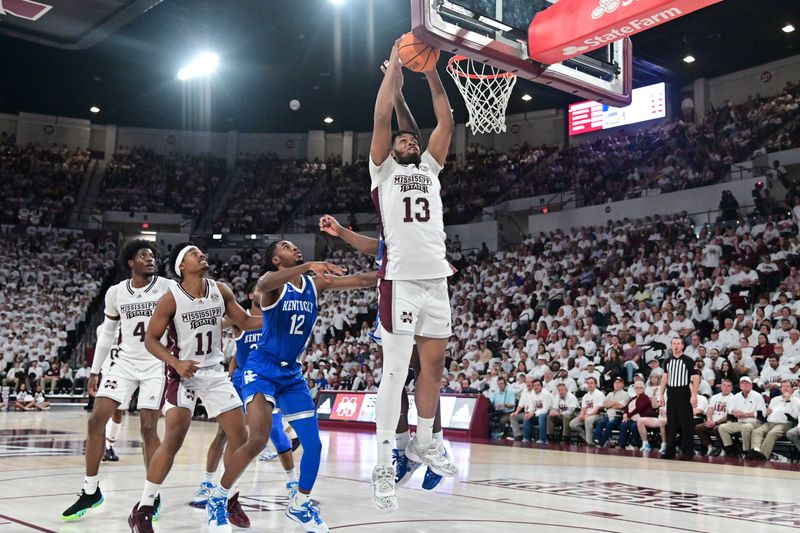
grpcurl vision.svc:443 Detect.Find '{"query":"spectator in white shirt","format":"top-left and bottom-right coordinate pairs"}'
top-left (547, 383), bottom-right (579, 442)
top-left (782, 329), bottom-right (800, 360)
top-left (696, 379), bottom-right (735, 456)
top-left (749, 381), bottom-right (800, 460)
top-left (568, 377), bottom-right (605, 443)
top-left (718, 318), bottom-right (741, 350)
top-left (718, 376), bottom-right (766, 455)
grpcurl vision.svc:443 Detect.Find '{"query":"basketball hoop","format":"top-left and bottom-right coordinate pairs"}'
top-left (446, 55), bottom-right (517, 135)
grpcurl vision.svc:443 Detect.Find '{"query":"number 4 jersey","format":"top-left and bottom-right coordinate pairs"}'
top-left (369, 150), bottom-right (453, 281)
top-left (103, 276), bottom-right (175, 372)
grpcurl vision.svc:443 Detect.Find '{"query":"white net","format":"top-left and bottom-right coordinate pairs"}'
top-left (447, 56), bottom-right (518, 135)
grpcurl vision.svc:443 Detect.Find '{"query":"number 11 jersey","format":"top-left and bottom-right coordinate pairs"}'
top-left (369, 150), bottom-right (452, 281)
top-left (252, 274), bottom-right (318, 369)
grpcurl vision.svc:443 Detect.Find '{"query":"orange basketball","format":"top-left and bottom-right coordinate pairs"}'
top-left (398, 32), bottom-right (440, 72)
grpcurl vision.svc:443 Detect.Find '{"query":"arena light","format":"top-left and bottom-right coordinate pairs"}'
top-left (89, 106), bottom-right (100, 114)
top-left (212, 233), bottom-right (222, 240)
top-left (177, 52), bottom-right (219, 81)
top-left (141, 230), bottom-right (157, 236)
top-left (683, 55), bottom-right (696, 64)
top-left (250, 234), bottom-right (257, 240)
top-left (330, 0), bottom-right (345, 5)
top-left (521, 94), bottom-right (532, 101)
top-left (783, 24), bottom-right (795, 34)
top-left (323, 116), bottom-right (334, 124)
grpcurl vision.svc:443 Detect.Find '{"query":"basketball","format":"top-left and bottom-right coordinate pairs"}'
top-left (398, 32), bottom-right (440, 72)
top-left (289, 99), bottom-right (301, 111)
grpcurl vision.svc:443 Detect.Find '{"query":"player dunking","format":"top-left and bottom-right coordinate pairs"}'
top-left (219, 240), bottom-right (376, 533)
top-left (62, 241), bottom-right (171, 522)
top-left (191, 280), bottom-right (301, 522)
top-left (127, 243), bottom-right (261, 533)
top-left (368, 38), bottom-right (458, 511)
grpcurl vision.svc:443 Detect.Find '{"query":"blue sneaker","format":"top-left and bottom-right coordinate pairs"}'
top-left (286, 481), bottom-right (299, 499)
top-left (392, 449), bottom-right (421, 486)
top-left (286, 497), bottom-right (329, 533)
top-left (190, 481), bottom-right (214, 508)
top-left (421, 448), bottom-right (448, 491)
top-left (206, 496), bottom-right (231, 532)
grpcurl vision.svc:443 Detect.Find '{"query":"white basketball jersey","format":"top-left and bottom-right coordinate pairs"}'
top-left (370, 150), bottom-right (453, 281)
top-left (104, 276), bottom-right (174, 370)
top-left (101, 325), bottom-right (121, 374)
top-left (168, 279), bottom-right (225, 368)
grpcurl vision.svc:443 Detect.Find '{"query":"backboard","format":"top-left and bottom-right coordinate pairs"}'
top-left (411, 0), bottom-right (633, 106)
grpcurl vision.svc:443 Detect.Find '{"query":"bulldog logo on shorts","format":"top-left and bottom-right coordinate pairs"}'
top-left (401, 311), bottom-right (413, 324)
top-left (103, 379), bottom-right (118, 390)
top-left (184, 389), bottom-right (196, 401)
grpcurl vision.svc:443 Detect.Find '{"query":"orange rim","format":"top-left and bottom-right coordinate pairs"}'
top-left (446, 55), bottom-right (516, 80)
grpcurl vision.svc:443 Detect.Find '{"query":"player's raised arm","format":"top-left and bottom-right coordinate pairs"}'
top-left (319, 214), bottom-right (380, 256)
top-left (382, 59), bottom-right (420, 136)
top-left (424, 61), bottom-right (454, 167)
top-left (218, 282), bottom-right (262, 331)
top-left (315, 271), bottom-right (379, 293)
top-left (256, 261), bottom-right (344, 295)
top-left (144, 291), bottom-right (197, 378)
top-left (371, 40), bottom-right (402, 166)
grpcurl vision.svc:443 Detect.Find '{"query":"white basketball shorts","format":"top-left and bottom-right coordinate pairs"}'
top-left (164, 364), bottom-right (242, 419)
top-left (379, 278), bottom-right (452, 338)
top-left (96, 360), bottom-right (166, 411)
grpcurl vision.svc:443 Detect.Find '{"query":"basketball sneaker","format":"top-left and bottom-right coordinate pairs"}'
top-left (404, 436), bottom-right (458, 477)
top-left (127, 503), bottom-right (155, 533)
top-left (190, 480), bottom-right (214, 508)
top-left (640, 443), bottom-right (652, 452)
top-left (61, 488), bottom-right (104, 521)
top-left (153, 494), bottom-right (162, 521)
top-left (285, 494), bottom-right (329, 533)
top-left (258, 449), bottom-right (279, 461)
top-left (103, 447), bottom-right (119, 462)
top-left (226, 493), bottom-right (250, 529)
top-left (286, 481), bottom-right (299, 499)
top-left (206, 496), bottom-right (232, 533)
top-left (421, 445), bottom-right (450, 491)
top-left (392, 449), bottom-right (421, 486)
top-left (372, 465), bottom-right (398, 512)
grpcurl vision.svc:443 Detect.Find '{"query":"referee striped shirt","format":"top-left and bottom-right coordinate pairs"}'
top-left (665, 355), bottom-right (697, 389)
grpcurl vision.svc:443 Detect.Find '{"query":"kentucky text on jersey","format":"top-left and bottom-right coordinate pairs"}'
top-left (282, 300), bottom-right (314, 313)
top-left (119, 301), bottom-right (158, 319)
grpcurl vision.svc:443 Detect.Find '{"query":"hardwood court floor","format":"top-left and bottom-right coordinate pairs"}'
top-left (0, 410), bottom-right (796, 532)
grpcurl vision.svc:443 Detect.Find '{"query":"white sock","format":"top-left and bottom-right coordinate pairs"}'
top-left (395, 430), bottom-right (410, 452)
top-left (105, 419), bottom-right (122, 447)
top-left (203, 471), bottom-right (216, 484)
top-left (375, 330), bottom-right (413, 466)
top-left (293, 491), bottom-right (310, 506)
top-left (417, 417), bottom-right (434, 446)
top-left (211, 484), bottom-right (230, 500)
top-left (141, 481), bottom-right (160, 507)
top-left (377, 430), bottom-right (395, 465)
top-left (83, 475), bottom-right (99, 495)
top-left (230, 480), bottom-right (240, 498)
top-left (285, 468), bottom-right (297, 483)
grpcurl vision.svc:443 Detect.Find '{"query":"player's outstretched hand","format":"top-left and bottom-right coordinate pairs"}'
top-left (173, 359), bottom-right (199, 378)
top-left (307, 262), bottom-right (345, 278)
top-left (87, 374), bottom-right (99, 397)
top-left (319, 215), bottom-right (342, 237)
top-left (381, 59), bottom-right (404, 92)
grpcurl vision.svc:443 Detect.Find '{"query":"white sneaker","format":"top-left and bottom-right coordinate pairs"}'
top-left (405, 436), bottom-right (458, 477)
top-left (372, 465), bottom-right (398, 513)
top-left (192, 481), bottom-right (214, 507)
top-left (258, 449), bottom-right (279, 461)
top-left (286, 481), bottom-right (299, 499)
top-left (625, 445), bottom-right (636, 451)
top-left (770, 453), bottom-right (790, 463)
top-left (659, 444), bottom-right (667, 453)
top-left (286, 495), bottom-right (328, 533)
top-left (719, 449), bottom-right (726, 457)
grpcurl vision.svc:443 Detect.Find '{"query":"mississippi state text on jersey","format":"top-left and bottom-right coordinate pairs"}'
top-left (168, 279), bottom-right (226, 368)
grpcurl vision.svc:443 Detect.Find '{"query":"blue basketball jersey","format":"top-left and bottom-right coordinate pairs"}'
top-left (233, 328), bottom-right (261, 386)
top-left (253, 274), bottom-right (318, 368)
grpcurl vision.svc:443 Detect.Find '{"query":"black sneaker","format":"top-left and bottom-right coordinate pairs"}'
top-left (153, 494), bottom-right (162, 521)
top-left (103, 447), bottom-right (119, 462)
top-left (62, 488), bottom-right (104, 521)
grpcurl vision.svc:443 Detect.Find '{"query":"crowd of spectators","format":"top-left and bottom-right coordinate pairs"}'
top-left (0, 227), bottom-right (116, 409)
top-left (211, 153), bottom-right (329, 234)
top-left (96, 147), bottom-right (225, 216)
top-left (0, 133), bottom-right (90, 227)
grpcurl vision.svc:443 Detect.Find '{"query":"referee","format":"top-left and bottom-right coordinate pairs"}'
top-left (659, 337), bottom-right (700, 459)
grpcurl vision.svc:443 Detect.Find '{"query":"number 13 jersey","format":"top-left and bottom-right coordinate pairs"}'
top-left (103, 276), bottom-right (174, 371)
top-left (168, 279), bottom-right (225, 368)
top-left (370, 150), bottom-right (452, 281)
top-left (252, 274), bottom-right (318, 369)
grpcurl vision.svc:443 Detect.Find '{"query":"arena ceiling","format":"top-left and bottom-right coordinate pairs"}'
top-left (0, 0), bottom-right (797, 133)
